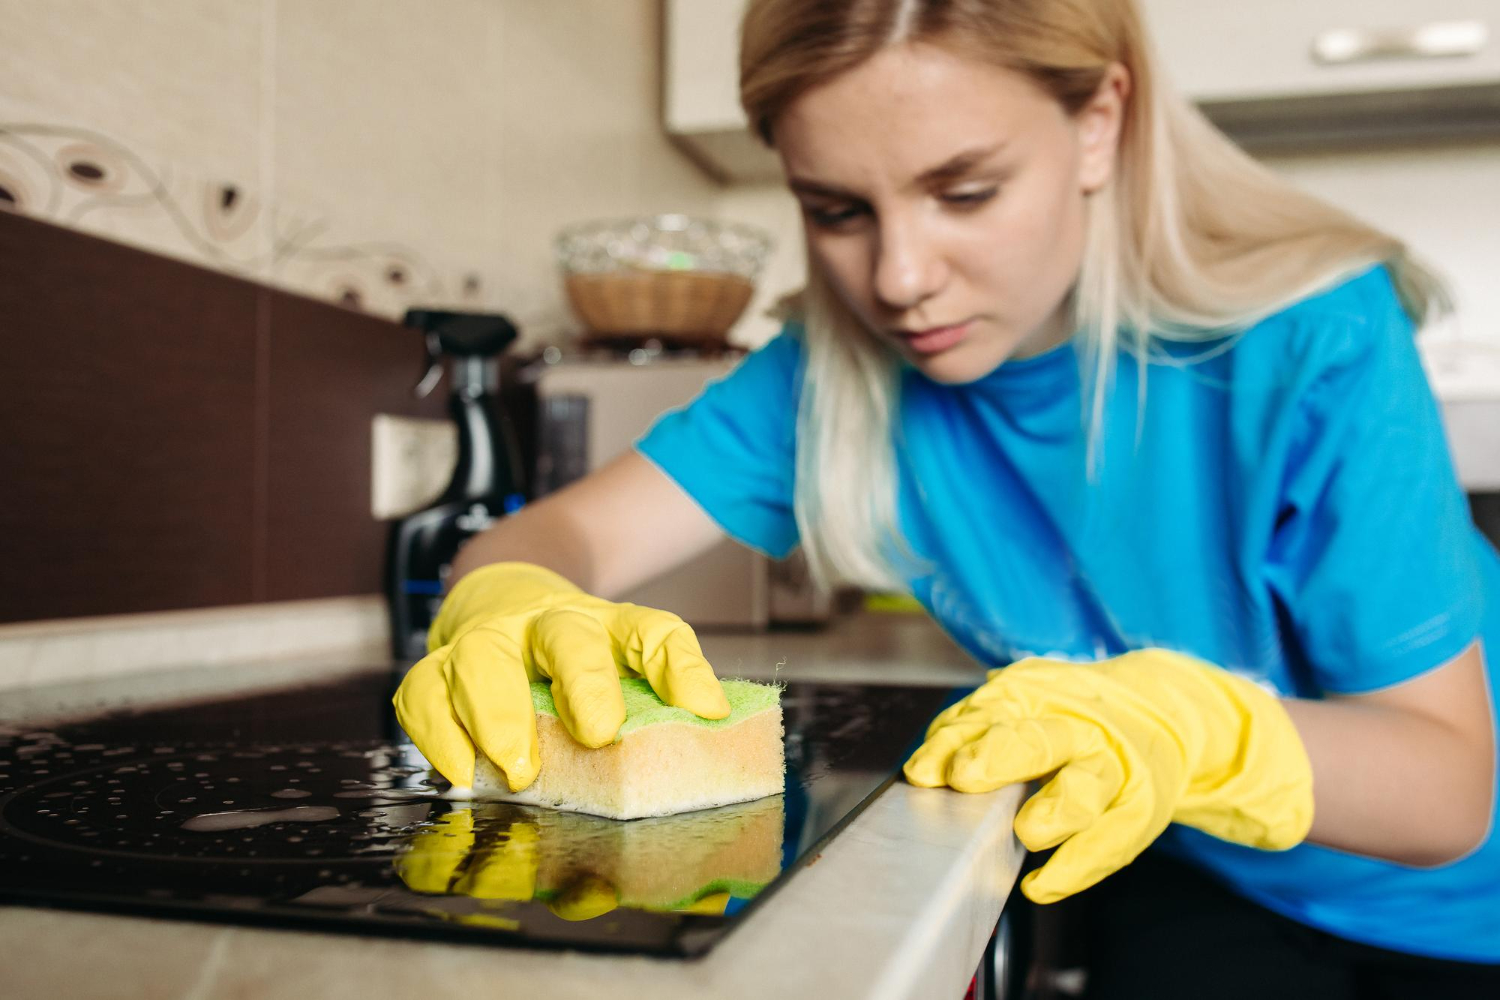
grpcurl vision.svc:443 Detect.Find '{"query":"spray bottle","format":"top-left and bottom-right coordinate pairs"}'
top-left (385, 309), bottom-right (526, 660)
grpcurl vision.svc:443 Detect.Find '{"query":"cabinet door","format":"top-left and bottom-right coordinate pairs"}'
top-left (665, 0), bottom-right (750, 133)
top-left (1140, 0), bottom-right (1499, 101)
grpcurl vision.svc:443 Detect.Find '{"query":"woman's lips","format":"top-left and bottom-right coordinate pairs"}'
top-left (896, 320), bottom-right (970, 355)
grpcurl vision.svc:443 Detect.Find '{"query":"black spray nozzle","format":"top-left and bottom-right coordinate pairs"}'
top-left (404, 309), bottom-right (520, 398)
top-left (402, 309), bottom-right (519, 358)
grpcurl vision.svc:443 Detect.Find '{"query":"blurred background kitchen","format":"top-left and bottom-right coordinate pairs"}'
top-left (1, 0), bottom-right (1498, 686)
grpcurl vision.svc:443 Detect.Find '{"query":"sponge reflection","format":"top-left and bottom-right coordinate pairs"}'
top-left (395, 795), bottom-right (786, 926)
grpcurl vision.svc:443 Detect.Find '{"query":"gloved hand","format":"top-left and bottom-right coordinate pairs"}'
top-left (903, 649), bottom-right (1314, 903)
top-left (393, 561), bottom-right (730, 791)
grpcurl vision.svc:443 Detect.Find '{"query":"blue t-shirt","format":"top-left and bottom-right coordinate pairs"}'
top-left (636, 264), bottom-right (1500, 962)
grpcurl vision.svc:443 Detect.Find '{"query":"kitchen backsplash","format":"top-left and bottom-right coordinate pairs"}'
top-left (0, 209), bottom-right (447, 625)
top-left (0, 108), bottom-right (484, 320)
top-left (0, 0), bottom-right (724, 347)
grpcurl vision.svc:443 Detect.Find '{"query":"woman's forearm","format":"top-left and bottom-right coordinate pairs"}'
top-left (443, 451), bottom-right (726, 599)
top-left (1282, 646), bottom-right (1496, 865)
top-left (447, 498), bottom-right (596, 593)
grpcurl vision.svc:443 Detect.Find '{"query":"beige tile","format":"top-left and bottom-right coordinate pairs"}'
top-left (488, 0), bottom-right (721, 346)
top-left (0, 0), bottom-right (787, 341)
top-left (0, 0), bottom-right (264, 178)
top-left (0, 0), bottom-right (269, 273)
top-left (269, 0), bottom-right (498, 317)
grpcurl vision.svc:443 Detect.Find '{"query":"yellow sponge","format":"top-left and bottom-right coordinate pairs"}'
top-left (472, 678), bottom-right (785, 820)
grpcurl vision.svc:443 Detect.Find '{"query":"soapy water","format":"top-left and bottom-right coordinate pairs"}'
top-left (180, 806), bottom-right (341, 832)
top-left (0, 738), bottom-right (440, 866)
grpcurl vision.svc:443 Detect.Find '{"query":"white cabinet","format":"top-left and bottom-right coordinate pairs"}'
top-left (1140, 0), bottom-right (1497, 103)
top-left (663, 0), bottom-right (779, 182)
top-left (664, 0), bottom-right (1500, 181)
top-left (665, 0), bottom-right (747, 135)
top-left (1141, 1), bottom-right (1500, 147)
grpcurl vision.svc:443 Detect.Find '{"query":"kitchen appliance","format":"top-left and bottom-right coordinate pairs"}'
top-left (385, 310), bottom-right (528, 660)
top-left (525, 341), bottom-right (833, 630)
top-left (0, 664), bottom-right (965, 957)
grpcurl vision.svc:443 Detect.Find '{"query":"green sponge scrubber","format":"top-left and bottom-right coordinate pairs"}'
top-left (472, 678), bottom-right (785, 820)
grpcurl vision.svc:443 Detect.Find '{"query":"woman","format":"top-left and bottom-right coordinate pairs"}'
top-left (395, 0), bottom-right (1499, 993)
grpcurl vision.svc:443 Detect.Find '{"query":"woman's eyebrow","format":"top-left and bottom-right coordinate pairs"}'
top-left (787, 142), bottom-right (1008, 198)
top-left (916, 142), bottom-right (1007, 184)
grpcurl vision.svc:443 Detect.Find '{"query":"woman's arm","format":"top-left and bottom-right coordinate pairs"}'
top-left (448, 450), bottom-right (728, 598)
top-left (1285, 640), bottom-right (1496, 866)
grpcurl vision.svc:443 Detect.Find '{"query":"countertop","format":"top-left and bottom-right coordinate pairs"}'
top-left (0, 611), bottom-right (1027, 1000)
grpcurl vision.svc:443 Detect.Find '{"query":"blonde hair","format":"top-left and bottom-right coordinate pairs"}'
top-left (740, 0), bottom-right (1450, 592)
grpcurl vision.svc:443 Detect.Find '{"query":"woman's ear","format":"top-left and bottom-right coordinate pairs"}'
top-left (1076, 63), bottom-right (1130, 194)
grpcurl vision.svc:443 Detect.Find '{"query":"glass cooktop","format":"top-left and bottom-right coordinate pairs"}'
top-left (0, 667), bottom-right (964, 957)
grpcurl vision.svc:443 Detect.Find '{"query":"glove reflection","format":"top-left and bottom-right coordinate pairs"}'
top-left (396, 808), bottom-right (628, 921)
top-left (394, 796), bottom-right (787, 925)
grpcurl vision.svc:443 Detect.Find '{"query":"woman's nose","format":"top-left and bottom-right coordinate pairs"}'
top-left (873, 216), bottom-right (946, 313)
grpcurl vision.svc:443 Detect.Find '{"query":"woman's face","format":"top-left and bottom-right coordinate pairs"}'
top-left (774, 42), bottom-right (1126, 384)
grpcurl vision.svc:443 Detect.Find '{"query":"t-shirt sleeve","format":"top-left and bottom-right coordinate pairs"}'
top-left (633, 327), bottom-right (803, 559)
top-left (1264, 272), bottom-right (1483, 694)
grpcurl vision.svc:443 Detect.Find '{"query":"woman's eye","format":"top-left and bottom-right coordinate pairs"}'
top-left (942, 187), bottom-right (998, 208)
top-left (803, 203), bottom-right (866, 229)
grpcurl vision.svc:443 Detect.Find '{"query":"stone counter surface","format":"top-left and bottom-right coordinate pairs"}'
top-left (0, 609), bottom-right (1025, 999)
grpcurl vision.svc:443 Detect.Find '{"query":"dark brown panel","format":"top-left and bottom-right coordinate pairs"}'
top-left (262, 292), bottom-right (444, 602)
top-left (0, 211), bottom-right (258, 622)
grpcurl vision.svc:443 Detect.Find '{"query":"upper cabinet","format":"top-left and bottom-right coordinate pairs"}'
top-left (664, 0), bottom-right (1500, 182)
top-left (663, 0), bottom-right (779, 183)
top-left (1139, 0), bottom-right (1499, 147)
top-left (1141, 1), bottom-right (1496, 101)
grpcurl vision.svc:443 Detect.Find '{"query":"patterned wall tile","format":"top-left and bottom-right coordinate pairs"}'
top-left (0, 0), bottom-right (264, 183)
top-left (268, 0), bottom-right (499, 321)
top-left (0, 0), bottom-right (751, 343)
top-left (0, 106), bottom-right (268, 280)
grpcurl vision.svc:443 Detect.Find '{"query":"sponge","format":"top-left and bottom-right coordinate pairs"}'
top-left (471, 678), bottom-right (785, 820)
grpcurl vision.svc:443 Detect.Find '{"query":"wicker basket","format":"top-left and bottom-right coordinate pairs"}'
top-left (563, 269), bottom-right (756, 340)
top-left (556, 215), bottom-right (772, 342)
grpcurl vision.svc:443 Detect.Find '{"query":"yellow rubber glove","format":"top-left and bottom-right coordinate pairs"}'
top-left (903, 649), bottom-right (1314, 904)
top-left (393, 561), bottom-right (731, 791)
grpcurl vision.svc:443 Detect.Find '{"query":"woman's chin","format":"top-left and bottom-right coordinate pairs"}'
top-left (906, 344), bottom-right (1005, 385)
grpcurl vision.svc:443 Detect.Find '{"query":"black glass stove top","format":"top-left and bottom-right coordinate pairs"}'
top-left (0, 668), bottom-right (964, 957)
